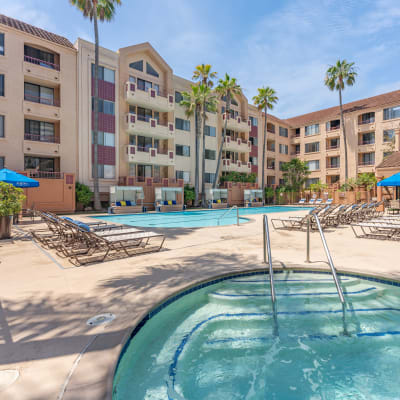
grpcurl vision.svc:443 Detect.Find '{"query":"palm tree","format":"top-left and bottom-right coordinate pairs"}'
top-left (214, 74), bottom-right (242, 188)
top-left (252, 87), bottom-right (278, 203)
top-left (324, 60), bottom-right (357, 182)
top-left (180, 85), bottom-right (203, 206)
top-left (192, 65), bottom-right (218, 206)
top-left (70, 0), bottom-right (121, 210)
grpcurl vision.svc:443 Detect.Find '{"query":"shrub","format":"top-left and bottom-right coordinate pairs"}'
top-left (0, 182), bottom-right (26, 216)
top-left (75, 182), bottom-right (93, 207)
top-left (184, 185), bottom-right (195, 204)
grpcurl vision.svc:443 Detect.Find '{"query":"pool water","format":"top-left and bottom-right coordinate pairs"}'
top-left (94, 206), bottom-right (309, 228)
top-left (113, 271), bottom-right (400, 400)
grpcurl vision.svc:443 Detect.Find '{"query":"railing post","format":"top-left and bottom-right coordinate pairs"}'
top-left (237, 206), bottom-right (239, 226)
top-left (306, 215), bottom-right (311, 263)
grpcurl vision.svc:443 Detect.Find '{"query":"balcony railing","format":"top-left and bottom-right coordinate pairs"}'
top-left (157, 148), bottom-right (169, 155)
top-left (326, 163), bottom-right (340, 169)
top-left (137, 146), bottom-right (150, 153)
top-left (24, 94), bottom-right (60, 107)
top-left (136, 83), bottom-right (168, 98)
top-left (359, 118), bottom-right (375, 125)
top-left (358, 161), bottom-right (375, 166)
top-left (267, 165), bottom-right (275, 170)
top-left (359, 140), bottom-right (375, 145)
top-left (24, 133), bottom-right (60, 144)
top-left (134, 114), bottom-right (168, 126)
top-left (28, 171), bottom-right (64, 179)
top-left (291, 151), bottom-right (300, 155)
top-left (24, 55), bottom-right (60, 71)
top-left (326, 145), bottom-right (339, 150)
top-left (327, 125), bottom-right (340, 131)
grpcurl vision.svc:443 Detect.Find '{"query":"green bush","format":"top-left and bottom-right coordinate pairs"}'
top-left (75, 182), bottom-right (93, 207)
top-left (184, 185), bottom-right (195, 204)
top-left (219, 172), bottom-right (257, 184)
top-left (0, 182), bottom-right (26, 216)
top-left (265, 187), bottom-right (274, 204)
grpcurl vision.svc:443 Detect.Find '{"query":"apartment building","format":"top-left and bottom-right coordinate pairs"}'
top-left (1, 14), bottom-right (400, 207)
top-left (283, 91), bottom-right (400, 186)
top-left (0, 14), bottom-right (77, 179)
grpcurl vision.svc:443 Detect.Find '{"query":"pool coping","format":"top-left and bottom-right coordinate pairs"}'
top-left (107, 265), bottom-right (400, 399)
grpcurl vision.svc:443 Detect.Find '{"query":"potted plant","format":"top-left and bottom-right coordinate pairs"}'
top-left (75, 182), bottom-right (93, 211)
top-left (0, 182), bottom-right (26, 239)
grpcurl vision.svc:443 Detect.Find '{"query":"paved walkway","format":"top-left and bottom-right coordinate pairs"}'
top-left (0, 209), bottom-right (399, 399)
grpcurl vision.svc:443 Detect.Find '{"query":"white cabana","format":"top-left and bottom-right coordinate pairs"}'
top-left (109, 186), bottom-right (144, 213)
top-left (206, 188), bottom-right (228, 208)
top-left (155, 186), bottom-right (184, 211)
top-left (244, 189), bottom-right (263, 207)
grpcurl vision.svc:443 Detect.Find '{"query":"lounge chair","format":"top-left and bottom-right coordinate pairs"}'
top-left (298, 198), bottom-right (306, 205)
top-left (308, 198), bottom-right (316, 205)
top-left (351, 221), bottom-right (400, 240)
top-left (315, 199), bottom-right (323, 205)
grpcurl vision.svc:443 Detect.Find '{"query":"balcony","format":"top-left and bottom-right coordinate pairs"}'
top-left (125, 145), bottom-right (175, 166)
top-left (27, 170), bottom-right (64, 179)
top-left (223, 136), bottom-right (251, 153)
top-left (23, 94), bottom-right (61, 120)
top-left (223, 114), bottom-right (251, 132)
top-left (23, 56), bottom-right (60, 84)
top-left (24, 133), bottom-right (60, 157)
top-left (326, 127), bottom-right (341, 138)
top-left (358, 120), bottom-right (375, 133)
top-left (125, 113), bottom-right (174, 140)
top-left (222, 159), bottom-right (251, 173)
top-left (125, 82), bottom-right (174, 112)
top-left (326, 145), bottom-right (340, 157)
top-left (358, 141), bottom-right (375, 153)
top-left (326, 161), bottom-right (340, 174)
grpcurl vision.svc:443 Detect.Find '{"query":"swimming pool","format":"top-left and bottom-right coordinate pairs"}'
top-left (113, 270), bottom-right (400, 400)
top-left (94, 206), bottom-right (310, 228)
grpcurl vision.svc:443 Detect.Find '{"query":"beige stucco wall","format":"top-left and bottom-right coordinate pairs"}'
top-left (0, 23), bottom-right (77, 174)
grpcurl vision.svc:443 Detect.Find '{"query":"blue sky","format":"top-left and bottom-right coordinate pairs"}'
top-left (2, 0), bottom-right (400, 118)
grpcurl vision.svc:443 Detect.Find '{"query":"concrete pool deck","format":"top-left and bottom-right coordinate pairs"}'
top-left (0, 208), bottom-right (399, 399)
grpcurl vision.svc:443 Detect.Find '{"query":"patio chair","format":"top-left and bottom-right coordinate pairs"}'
top-left (315, 199), bottom-right (323, 205)
top-left (298, 198), bottom-right (306, 205)
top-left (351, 221), bottom-right (400, 240)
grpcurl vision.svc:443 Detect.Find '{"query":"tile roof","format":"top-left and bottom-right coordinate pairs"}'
top-left (0, 14), bottom-right (75, 49)
top-left (376, 152), bottom-right (400, 169)
top-left (284, 90), bottom-right (400, 127)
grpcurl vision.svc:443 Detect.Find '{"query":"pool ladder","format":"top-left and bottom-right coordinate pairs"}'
top-left (217, 206), bottom-right (240, 226)
top-left (263, 214), bottom-right (348, 336)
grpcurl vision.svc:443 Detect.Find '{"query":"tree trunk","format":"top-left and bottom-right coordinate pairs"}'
top-left (214, 93), bottom-right (230, 188)
top-left (201, 104), bottom-right (207, 207)
top-left (261, 107), bottom-right (267, 204)
top-left (92, 10), bottom-right (101, 211)
top-left (339, 87), bottom-right (349, 183)
top-left (194, 109), bottom-right (200, 206)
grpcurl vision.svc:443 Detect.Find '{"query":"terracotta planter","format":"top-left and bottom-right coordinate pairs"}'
top-left (0, 216), bottom-right (12, 240)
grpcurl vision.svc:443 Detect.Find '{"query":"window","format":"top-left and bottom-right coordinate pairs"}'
top-left (383, 106), bottom-right (400, 120)
top-left (0, 33), bottom-right (4, 55)
top-left (267, 123), bottom-right (275, 133)
top-left (249, 137), bottom-right (258, 146)
top-left (129, 60), bottom-right (143, 72)
top-left (176, 170), bottom-right (190, 183)
top-left (306, 178), bottom-right (319, 188)
top-left (383, 129), bottom-right (395, 143)
top-left (175, 117), bottom-right (190, 131)
top-left (91, 64), bottom-right (115, 83)
top-left (92, 131), bottom-right (115, 147)
top-left (137, 77), bottom-right (158, 94)
top-left (328, 138), bottom-right (340, 149)
top-left (25, 119), bottom-right (55, 141)
top-left (326, 120), bottom-right (340, 131)
top-left (146, 62), bottom-right (159, 78)
top-left (249, 156), bottom-right (257, 165)
top-left (279, 127), bottom-right (288, 137)
top-left (0, 74), bottom-right (4, 96)
top-left (24, 83), bottom-right (55, 105)
top-left (328, 156), bottom-right (340, 168)
top-left (383, 152), bottom-right (393, 158)
top-left (279, 161), bottom-right (285, 171)
top-left (279, 144), bottom-right (288, 154)
top-left (205, 173), bottom-right (215, 184)
top-left (305, 142), bottom-right (320, 153)
top-left (294, 144), bottom-right (300, 154)
top-left (279, 179), bottom-right (285, 186)
top-left (205, 149), bottom-right (216, 160)
top-left (305, 124), bottom-right (319, 136)
top-left (94, 164), bottom-right (115, 179)
top-left (176, 144), bottom-right (190, 157)
top-left (249, 116), bottom-right (258, 126)
top-left (0, 115), bottom-right (4, 138)
top-left (360, 112), bottom-right (375, 124)
top-left (0, 157), bottom-right (4, 169)
top-left (205, 125), bottom-right (216, 137)
top-left (24, 45), bottom-right (56, 68)
top-left (129, 75), bottom-right (136, 83)
top-left (175, 91), bottom-right (183, 103)
top-left (24, 156), bottom-right (55, 172)
top-left (92, 98), bottom-right (115, 115)
top-left (306, 160), bottom-right (320, 171)
top-left (361, 152), bottom-right (375, 165)
top-left (361, 132), bottom-right (375, 145)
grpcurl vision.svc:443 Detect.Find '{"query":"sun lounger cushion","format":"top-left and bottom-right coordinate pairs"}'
top-left (120, 201), bottom-right (126, 206)
top-left (125, 200), bottom-right (132, 206)
top-left (77, 222), bottom-right (91, 232)
top-left (116, 201), bottom-right (122, 207)
top-left (217, 199), bottom-right (221, 203)
top-left (172, 200), bottom-right (177, 205)
top-left (213, 200), bottom-right (217, 203)
top-left (168, 200), bottom-right (172, 205)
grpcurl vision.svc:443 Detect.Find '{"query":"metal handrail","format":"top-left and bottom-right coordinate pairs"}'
top-left (263, 215), bottom-right (276, 304)
top-left (217, 205), bottom-right (239, 226)
top-left (312, 214), bottom-right (345, 304)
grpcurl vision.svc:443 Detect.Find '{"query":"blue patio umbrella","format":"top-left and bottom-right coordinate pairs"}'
top-left (0, 168), bottom-right (40, 188)
top-left (377, 172), bottom-right (400, 187)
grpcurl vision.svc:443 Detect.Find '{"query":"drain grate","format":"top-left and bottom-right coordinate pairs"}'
top-left (0, 369), bottom-right (19, 391)
top-left (86, 313), bottom-right (115, 326)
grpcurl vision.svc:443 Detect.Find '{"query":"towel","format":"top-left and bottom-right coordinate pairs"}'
top-left (168, 200), bottom-right (172, 205)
